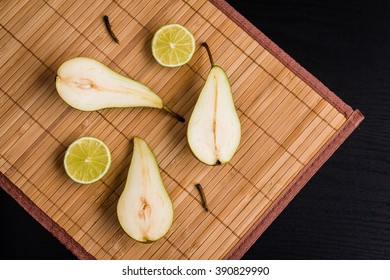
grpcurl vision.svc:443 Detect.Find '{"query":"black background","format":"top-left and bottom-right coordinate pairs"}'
top-left (1, 0), bottom-right (389, 259)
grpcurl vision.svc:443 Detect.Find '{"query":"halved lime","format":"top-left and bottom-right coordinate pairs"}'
top-left (151, 23), bottom-right (195, 67)
top-left (64, 137), bottom-right (111, 184)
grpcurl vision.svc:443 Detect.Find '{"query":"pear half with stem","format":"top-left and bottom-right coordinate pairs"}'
top-left (187, 43), bottom-right (241, 165)
top-left (55, 57), bottom-right (184, 122)
top-left (117, 137), bottom-right (174, 243)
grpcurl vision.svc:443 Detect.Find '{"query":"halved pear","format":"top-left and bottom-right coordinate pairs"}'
top-left (187, 43), bottom-right (241, 165)
top-left (117, 137), bottom-right (173, 243)
top-left (55, 57), bottom-right (184, 122)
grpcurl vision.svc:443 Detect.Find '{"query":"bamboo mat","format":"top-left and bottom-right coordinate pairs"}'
top-left (0, 0), bottom-right (363, 259)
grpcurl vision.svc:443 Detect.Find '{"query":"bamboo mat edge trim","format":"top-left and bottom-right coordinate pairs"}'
top-left (223, 109), bottom-right (364, 259)
top-left (0, 0), bottom-right (364, 260)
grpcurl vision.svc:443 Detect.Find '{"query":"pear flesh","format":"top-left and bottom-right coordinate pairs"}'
top-left (117, 137), bottom-right (173, 243)
top-left (56, 57), bottom-right (184, 122)
top-left (187, 44), bottom-right (241, 165)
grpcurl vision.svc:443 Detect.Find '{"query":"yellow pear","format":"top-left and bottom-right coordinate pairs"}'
top-left (117, 137), bottom-right (174, 242)
top-left (187, 43), bottom-right (241, 165)
top-left (55, 57), bottom-right (184, 122)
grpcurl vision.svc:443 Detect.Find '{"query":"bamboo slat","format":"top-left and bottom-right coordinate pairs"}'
top-left (0, 0), bottom-right (348, 259)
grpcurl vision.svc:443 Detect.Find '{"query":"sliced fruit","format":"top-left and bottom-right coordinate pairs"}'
top-left (151, 23), bottom-right (195, 67)
top-left (64, 137), bottom-right (111, 184)
top-left (117, 137), bottom-right (174, 243)
top-left (56, 57), bottom-right (184, 122)
top-left (187, 43), bottom-right (241, 165)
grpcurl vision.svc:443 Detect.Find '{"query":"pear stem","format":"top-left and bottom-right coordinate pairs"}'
top-left (103, 15), bottom-right (119, 44)
top-left (195, 183), bottom-right (208, 212)
top-left (201, 42), bottom-right (214, 68)
top-left (163, 105), bottom-right (185, 123)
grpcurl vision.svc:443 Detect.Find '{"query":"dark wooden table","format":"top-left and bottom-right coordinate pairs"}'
top-left (1, 0), bottom-right (389, 259)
